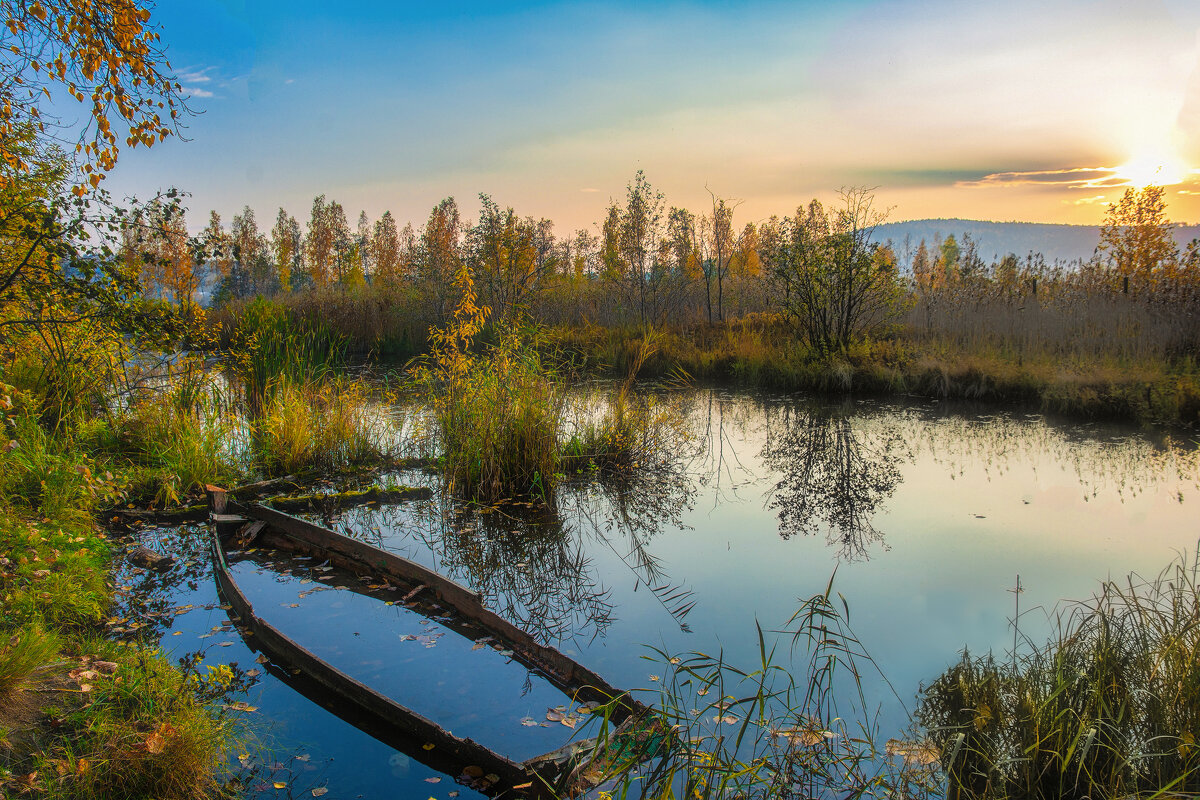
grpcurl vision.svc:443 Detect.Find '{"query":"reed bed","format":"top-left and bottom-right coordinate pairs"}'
top-left (918, 550), bottom-right (1200, 800)
top-left (575, 576), bottom-right (939, 799)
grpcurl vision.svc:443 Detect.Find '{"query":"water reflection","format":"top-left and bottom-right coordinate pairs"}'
top-left (760, 403), bottom-right (907, 560)
top-left (337, 464), bottom-right (698, 645)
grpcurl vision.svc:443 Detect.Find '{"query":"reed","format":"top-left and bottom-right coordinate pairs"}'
top-left (410, 264), bottom-right (568, 503)
top-left (252, 376), bottom-right (400, 475)
top-left (918, 550), bottom-right (1200, 799)
top-left (226, 296), bottom-right (347, 410)
top-left (575, 575), bottom-right (939, 799)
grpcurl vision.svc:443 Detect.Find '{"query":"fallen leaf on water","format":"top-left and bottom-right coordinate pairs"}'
top-left (245, 669), bottom-right (261, 679)
top-left (649, 675), bottom-right (660, 682)
top-left (424, 777), bottom-right (441, 783)
top-left (545, 709), bottom-right (565, 722)
top-left (422, 743), bottom-right (435, 751)
top-left (217, 642), bottom-right (233, 647)
top-left (885, 738), bottom-right (940, 766)
top-left (295, 754), bottom-right (310, 762)
top-left (226, 702), bottom-right (258, 712)
top-left (256, 654), bottom-right (269, 664)
top-left (311, 788), bottom-right (327, 797)
top-left (520, 717), bottom-right (538, 727)
top-left (273, 781), bottom-right (286, 789)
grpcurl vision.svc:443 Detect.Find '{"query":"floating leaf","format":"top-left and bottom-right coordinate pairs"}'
top-left (311, 788), bottom-right (327, 797)
top-left (422, 743), bottom-right (435, 751)
top-left (273, 781), bottom-right (286, 790)
top-left (424, 777), bottom-right (441, 783)
top-left (520, 717), bottom-right (538, 727)
top-left (885, 738), bottom-right (940, 765)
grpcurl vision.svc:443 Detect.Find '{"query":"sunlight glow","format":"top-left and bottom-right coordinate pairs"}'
top-left (1114, 146), bottom-right (1189, 189)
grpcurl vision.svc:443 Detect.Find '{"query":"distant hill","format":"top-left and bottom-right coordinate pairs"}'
top-left (872, 219), bottom-right (1200, 266)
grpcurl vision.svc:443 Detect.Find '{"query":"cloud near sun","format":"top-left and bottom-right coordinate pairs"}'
top-left (959, 164), bottom-right (1200, 193)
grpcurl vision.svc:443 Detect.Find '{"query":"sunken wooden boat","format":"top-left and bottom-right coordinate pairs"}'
top-left (205, 485), bottom-right (661, 798)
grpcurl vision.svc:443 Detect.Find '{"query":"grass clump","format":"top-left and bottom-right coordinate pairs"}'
top-left (411, 263), bottom-right (567, 503)
top-left (103, 392), bottom-right (244, 507)
top-left (253, 376), bottom-right (399, 475)
top-left (918, 551), bottom-right (1200, 799)
top-left (575, 577), bottom-right (938, 799)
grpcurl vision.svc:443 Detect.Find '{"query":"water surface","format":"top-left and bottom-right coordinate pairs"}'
top-left (129, 388), bottom-right (1200, 798)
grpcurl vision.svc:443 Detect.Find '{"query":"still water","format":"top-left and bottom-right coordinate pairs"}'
top-left (129, 388), bottom-right (1200, 798)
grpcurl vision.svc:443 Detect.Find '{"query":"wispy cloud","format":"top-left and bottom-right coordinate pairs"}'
top-left (957, 167), bottom-right (1126, 190)
top-left (177, 66), bottom-right (215, 84)
top-left (185, 87), bottom-right (214, 98)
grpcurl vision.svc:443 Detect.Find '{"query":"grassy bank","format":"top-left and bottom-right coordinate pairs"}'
top-left (918, 551), bottom-right (1200, 799)
top-left (213, 290), bottom-right (1200, 427)
top-left (548, 318), bottom-right (1200, 427)
top-left (0, 453), bottom-right (237, 798)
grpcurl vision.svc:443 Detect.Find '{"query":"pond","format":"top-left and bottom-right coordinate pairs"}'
top-left (123, 387), bottom-right (1200, 799)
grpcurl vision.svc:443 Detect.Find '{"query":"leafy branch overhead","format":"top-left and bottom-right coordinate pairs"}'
top-left (1, 0), bottom-right (189, 193)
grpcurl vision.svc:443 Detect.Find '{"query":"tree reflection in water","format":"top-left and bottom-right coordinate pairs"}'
top-left (760, 403), bottom-right (907, 560)
top-left (346, 461), bottom-right (699, 646)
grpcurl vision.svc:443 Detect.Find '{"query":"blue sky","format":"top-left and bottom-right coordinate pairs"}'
top-left (103, 1), bottom-right (1200, 232)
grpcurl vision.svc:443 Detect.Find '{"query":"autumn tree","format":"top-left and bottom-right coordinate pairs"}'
top-left (0, 0), bottom-right (189, 193)
top-left (701, 192), bottom-right (739, 323)
top-left (420, 197), bottom-right (464, 321)
top-left (121, 197), bottom-right (195, 306)
top-left (765, 188), bottom-right (902, 353)
top-left (468, 193), bottom-right (547, 322)
top-left (270, 208), bottom-right (301, 293)
top-left (304, 195), bottom-right (336, 288)
top-left (605, 170), bottom-right (675, 325)
top-left (1097, 185), bottom-right (1178, 293)
top-left (370, 210), bottom-right (402, 287)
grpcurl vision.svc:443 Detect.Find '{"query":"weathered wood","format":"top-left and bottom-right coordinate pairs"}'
top-left (263, 485), bottom-right (433, 513)
top-left (210, 533), bottom-right (538, 796)
top-left (231, 499), bottom-right (643, 719)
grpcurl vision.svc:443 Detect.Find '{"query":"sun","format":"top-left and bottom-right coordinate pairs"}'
top-left (1114, 146), bottom-right (1189, 189)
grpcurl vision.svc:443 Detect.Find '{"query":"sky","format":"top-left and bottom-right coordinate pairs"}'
top-left (100, 0), bottom-right (1200, 234)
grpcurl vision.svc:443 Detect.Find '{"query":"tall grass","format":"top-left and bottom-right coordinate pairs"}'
top-left (252, 377), bottom-right (400, 475)
top-left (574, 576), bottom-right (939, 799)
top-left (226, 297), bottom-right (347, 409)
top-left (410, 264), bottom-right (568, 503)
top-left (918, 550), bottom-right (1200, 799)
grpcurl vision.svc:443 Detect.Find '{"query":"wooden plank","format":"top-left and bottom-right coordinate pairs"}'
top-left (235, 501), bottom-right (643, 717)
top-left (209, 529), bottom-right (541, 795)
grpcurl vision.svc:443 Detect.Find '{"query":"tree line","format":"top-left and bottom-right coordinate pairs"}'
top-left (121, 173), bottom-right (1200, 355)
